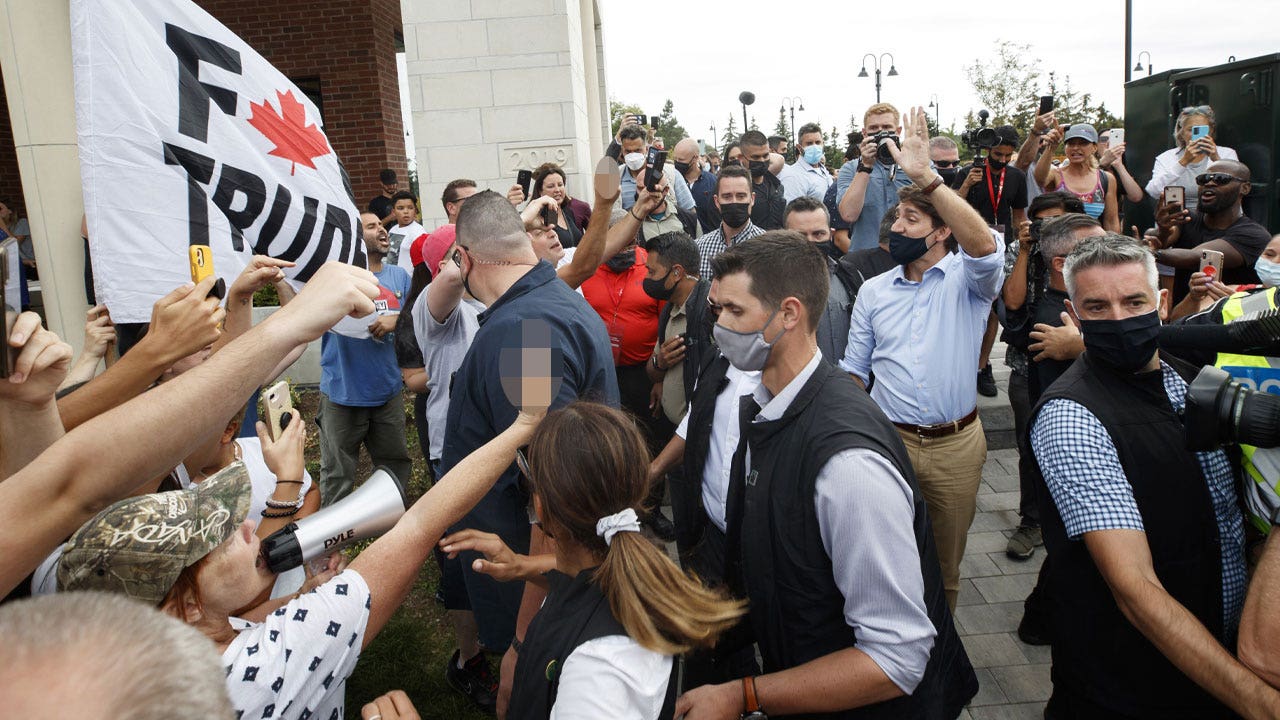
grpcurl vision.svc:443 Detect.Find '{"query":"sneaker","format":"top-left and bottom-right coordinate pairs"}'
top-left (1006, 525), bottom-right (1042, 560)
top-left (445, 649), bottom-right (497, 714)
top-left (977, 363), bottom-right (998, 397)
top-left (645, 509), bottom-right (676, 542)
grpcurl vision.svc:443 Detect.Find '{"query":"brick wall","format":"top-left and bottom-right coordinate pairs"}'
top-left (198, 0), bottom-right (408, 210)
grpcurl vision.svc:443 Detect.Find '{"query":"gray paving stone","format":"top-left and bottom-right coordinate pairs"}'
top-left (966, 531), bottom-right (1014, 555)
top-left (959, 551), bottom-right (1004, 580)
top-left (977, 491), bottom-right (1022, 512)
top-left (982, 461), bottom-right (1012, 479)
top-left (962, 632), bottom-right (1030, 668)
top-left (987, 447), bottom-right (1021, 462)
top-left (955, 601), bottom-right (1024, 635)
top-left (969, 702), bottom-right (1047, 720)
top-left (967, 667), bottom-right (1009, 707)
top-left (983, 470), bottom-right (1021, 493)
top-left (973, 573), bottom-right (1039, 604)
top-left (989, 547), bottom-right (1046, 575)
top-left (991, 664), bottom-right (1052, 703)
top-left (970, 510), bottom-right (1018, 533)
top-left (956, 710), bottom-right (973, 720)
top-left (957, 578), bottom-right (985, 607)
top-left (1016, 638), bottom-right (1052, 664)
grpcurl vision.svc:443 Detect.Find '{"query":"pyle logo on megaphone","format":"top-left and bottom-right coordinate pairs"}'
top-left (323, 529), bottom-right (355, 550)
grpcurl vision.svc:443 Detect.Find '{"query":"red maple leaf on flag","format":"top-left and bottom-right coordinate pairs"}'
top-left (247, 89), bottom-right (331, 175)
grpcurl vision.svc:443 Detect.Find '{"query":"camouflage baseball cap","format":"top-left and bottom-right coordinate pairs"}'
top-left (58, 461), bottom-right (252, 605)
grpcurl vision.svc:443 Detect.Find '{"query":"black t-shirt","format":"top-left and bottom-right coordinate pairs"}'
top-left (368, 194), bottom-right (395, 228)
top-left (952, 164), bottom-right (1028, 240)
top-left (1171, 213), bottom-right (1271, 304)
top-left (750, 172), bottom-right (786, 230)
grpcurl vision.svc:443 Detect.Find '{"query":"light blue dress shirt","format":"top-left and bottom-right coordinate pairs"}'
top-left (620, 164), bottom-right (695, 212)
top-left (780, 160), bottom-right (833, 203)
top-left (840, 248), bottom-right (1004, 424)
top-left (835, 159), bottom-right (915, 251)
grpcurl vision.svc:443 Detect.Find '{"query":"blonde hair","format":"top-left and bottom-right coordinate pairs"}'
top-left (526, 403), bottom-right (745, 654)
top-left (863, 103), bottom-right (900, 126)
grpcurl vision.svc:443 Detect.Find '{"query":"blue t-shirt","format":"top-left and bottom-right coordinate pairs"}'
top-left (319, 264), bottom-right (412, 407)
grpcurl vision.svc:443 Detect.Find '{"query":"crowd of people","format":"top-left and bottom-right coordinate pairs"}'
top-left (3, 88), bottom-right (1280, 720)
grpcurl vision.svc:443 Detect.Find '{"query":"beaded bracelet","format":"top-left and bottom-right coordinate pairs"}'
top-left (261, 507), bottom-right (299, 519)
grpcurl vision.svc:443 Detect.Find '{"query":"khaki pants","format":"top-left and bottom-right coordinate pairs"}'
top-left (896, 418), bottom-right (987, 610)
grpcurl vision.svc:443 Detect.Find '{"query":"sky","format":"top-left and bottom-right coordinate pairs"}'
top-left (596, 0), bottom-right (1279, 149)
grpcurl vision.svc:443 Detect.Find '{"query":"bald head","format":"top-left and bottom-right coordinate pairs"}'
top-left (1211, 159), bottom-right (1251, 182)
top-left (673, 138), bottom-right (700, 165)
top-left (455, 190), bottom-right (532, 260)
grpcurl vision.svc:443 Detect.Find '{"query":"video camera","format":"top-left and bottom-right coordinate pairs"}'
top-left (960, 110), bottom-right (999, 165)
top-left (1186, 366), bottom-right (1280, 451)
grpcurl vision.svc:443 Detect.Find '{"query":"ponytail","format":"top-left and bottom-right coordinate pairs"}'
top-left (594, 530), bottom-right (745, 655)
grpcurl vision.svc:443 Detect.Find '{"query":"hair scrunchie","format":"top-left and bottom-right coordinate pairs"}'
top-left (595, 508), bottom-right (642, 547)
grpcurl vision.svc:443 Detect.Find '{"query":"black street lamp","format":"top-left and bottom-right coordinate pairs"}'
top-left (709, 123), bottom-right (717, 146)
top-left (928, 94), bottom-right (940, 130)
top-left (857, 53), bottom-right (898, 103)
top-left (1134, 51), bottom-right (1153, 77)
top-left (781, 96), bottom-right (804, 155)
top-left (738, 91), bottom-right (755, 133)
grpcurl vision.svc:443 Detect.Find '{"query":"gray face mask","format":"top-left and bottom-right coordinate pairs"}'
top-left (712, 309), bottom-right (785, 372)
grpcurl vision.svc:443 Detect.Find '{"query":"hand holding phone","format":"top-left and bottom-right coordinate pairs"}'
top-left (1199, 249), bottom-right (1225, 279)
top-left (1038, 96), bottom-right (1054, 115)
top-left (188, 245), bottom-right (226, 300)
top-left (1190, 125), bottom-right (1210, 142)
top-left (263, 380), bottom-right (294, 442)
top-left (1108, 128), bottom-right (1125, 145)
top-left (645, 148), bottom-right (667, 192)
top-left (516, 169), bottom-right (533, 201)
top-left (0, 238), bottom-right (19, 378)
top-left (1162, 185), bottom-right (1185, 209)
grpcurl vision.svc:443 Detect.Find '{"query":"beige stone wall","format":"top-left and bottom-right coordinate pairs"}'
top-left (401, 0), bottom-right (610, 230)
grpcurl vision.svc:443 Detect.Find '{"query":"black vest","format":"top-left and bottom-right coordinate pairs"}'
top-left (736, 362), bottom-right (977, 719)
top-left (671, 354), bottom-right (732, 562)
top-left (508, 569), bottom-right (675, 720)
top-left (657, 279), bottom-right (713, 404)
top-left (1030, 353), bottom-right (1233, 718)
top-left (1027, 288), bottom-right (1073, 404)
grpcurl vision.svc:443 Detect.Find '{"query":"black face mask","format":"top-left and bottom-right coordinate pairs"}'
top-left (605, 248), bottom-right (636, 273)
top-left (748, 159), bottom-right (770, 178)
top-left (887, 228), bottom-right (938, 266)
top-left (1079, 309), bottom-right (1161, 373)
top-left (719, 202), bottom-right (750, 228)
top-left (673, 160), bottom-right (692, 176)
top-left (642, 269), bottom-right (677, 301)
top-left (937, 167), bottom-right (958, 187)
top-left (815, 240), bottom-right (840, 260)
top-left (986, 158), bottom-right (1008, 171)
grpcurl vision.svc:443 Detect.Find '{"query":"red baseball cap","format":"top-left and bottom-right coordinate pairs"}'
top-left (410, 223), bottom-right (456, 272)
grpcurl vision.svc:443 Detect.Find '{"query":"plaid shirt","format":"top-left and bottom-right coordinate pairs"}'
top-left (695, 221), bottom-right (765, 280)
top-left (1030, 361), bottom-right (1246, 630)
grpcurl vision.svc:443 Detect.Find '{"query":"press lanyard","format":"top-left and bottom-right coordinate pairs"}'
top-left (985, 166), bottom-right (1006, 222)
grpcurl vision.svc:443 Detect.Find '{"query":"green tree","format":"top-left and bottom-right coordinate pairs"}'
top-left (654, 98), bottom-right (690, 150)
top-left (720, 113), bottom-right (739, 149)
top-left (773, 107), bottom-right (792, 150)
top-left (824, 124), bottom-right (847, 169)
top-left (608, 99), bottom-right (644, 138)
top-left (1051, 74), bottom-right (1122, 130)
top-left (749, 115), bottom-right (760, 132)
top-left (963, 40), bottom-right (1043, 139)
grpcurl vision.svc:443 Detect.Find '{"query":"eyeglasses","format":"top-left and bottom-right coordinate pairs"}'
top-left (934, 160), bottom-right (959, 168)
top-left (451, 247), bottom-right (463, 268)
top-left (1195, 172), bottom-right (1245, 187)
top-left (1179, 105), bottom-right (1213, 116)
top-left (515, 447), bottom-right (539, 525)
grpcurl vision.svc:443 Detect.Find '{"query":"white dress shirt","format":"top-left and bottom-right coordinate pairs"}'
top-left (675, 364), bottom-right (762, 532)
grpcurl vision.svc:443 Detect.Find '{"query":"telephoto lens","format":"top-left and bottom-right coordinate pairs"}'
top-left (1185, 366), bottom-right (1280, 451)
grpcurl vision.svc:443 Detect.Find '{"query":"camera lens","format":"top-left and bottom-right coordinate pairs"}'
top-left (1187, 366), bottom-right (1280, 450)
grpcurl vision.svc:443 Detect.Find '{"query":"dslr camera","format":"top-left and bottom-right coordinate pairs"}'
top-left (960, 110), bottom-right (999, 164)
top-left (871, 130), bottom-right (900, 165)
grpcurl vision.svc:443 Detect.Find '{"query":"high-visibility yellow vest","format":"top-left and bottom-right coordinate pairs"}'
top-left (1214, 286), bottom-right (1280, 533)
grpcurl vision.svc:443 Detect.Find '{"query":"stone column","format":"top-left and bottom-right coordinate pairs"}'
top-left (0, 0), bottom-right (88, 351)
top-left (401, 0), bottom-right (610, 230)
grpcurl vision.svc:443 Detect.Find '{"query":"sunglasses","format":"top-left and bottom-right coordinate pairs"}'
top-left (934, 160), bottom-right (960, 168)
top-left (1195, 173), bottom-right (1244, 187)
top-left (515, 447), bottom-right (538, 525)
top-left (1180, 105), bottom-right (1213, 116)
top-left (451, 248), bottom-right (463, 268)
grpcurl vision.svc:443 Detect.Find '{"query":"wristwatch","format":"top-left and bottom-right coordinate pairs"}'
top-left (857, 163), bottom-right (873, 174)
top-left (741, 676), bottom-right (768, 719)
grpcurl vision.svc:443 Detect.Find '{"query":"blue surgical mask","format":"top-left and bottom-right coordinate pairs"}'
top-left (1256, 258), bottom-right (1280, 288)
top-left (803, 145), bottom-right (824, 165)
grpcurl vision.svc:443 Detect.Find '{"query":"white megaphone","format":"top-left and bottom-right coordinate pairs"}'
top-left (261, 466), bottom-right (407, 573)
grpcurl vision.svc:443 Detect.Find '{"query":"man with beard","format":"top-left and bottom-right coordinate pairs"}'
top-left (695, 166), bottom-right (766, 279)
top-left (1149, 159), bottom-right (1271, 305)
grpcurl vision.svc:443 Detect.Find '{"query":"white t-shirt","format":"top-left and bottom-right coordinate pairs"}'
top-left (235, 437), bottom-right (315, 521)
top-left (550, 634), bottom-right (672, 719)
top-left (388, 220), bottom-right (427, 274)
top-left (224, 569), bottom-right (371, 720)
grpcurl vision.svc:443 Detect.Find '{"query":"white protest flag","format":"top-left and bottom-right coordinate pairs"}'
top-left (72, 0), bottom-right (365, 323)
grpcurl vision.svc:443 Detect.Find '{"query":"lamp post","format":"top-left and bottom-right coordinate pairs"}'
top-left (1133, 51), bottom-right (1153, 77)
top-left (781, 96), bottom-right (804, 156)
top-left (738, 91), bottom-right (755, 134)
top-left (928, 94), bottom-right (940, 130)
top-left (857, 53), bottom-right (898, 104)
top-left (710, 123), bottom-right (717, 147)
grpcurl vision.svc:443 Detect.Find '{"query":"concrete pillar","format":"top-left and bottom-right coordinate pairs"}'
top-left (0, 0), bottom-right (87, 352)
top-left (402, 0), bottom-right (610, 230)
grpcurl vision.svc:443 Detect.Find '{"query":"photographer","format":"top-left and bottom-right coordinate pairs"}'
top-left (836, 103), bottom-right (915, 251)
top-left (616, 122), bottom-right (695, 217)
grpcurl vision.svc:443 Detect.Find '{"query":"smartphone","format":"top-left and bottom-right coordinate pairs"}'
top-left (645, 149), bottom-right (667, 192)
top-left (1109, 128), bottom-right (1125, 145)
top-left (1038, 95), bottom-right (1054, 115)
top-left (1200, 249), bottom-right (1225, 278)
top-left (634, 114), bottom-right (648, 126)
top-left (516, 169), bottom-right (533, 200)
top-left (1162, 185), bottom-right (1185, 208)
top-left (1191, 125), bottom-right (1210, 141)
top-left (539, 203), bottom-right (557, 229)
top-left (696, 139), bottom-right (706, 155)
top-left (263, 380), bottom-right (294, 441)
top-left (0, 238), bottom-right (18, 379)
top-left (188, 244), bottom-right (225, 299)
top-left (650, 117), bottom-right (660, 129)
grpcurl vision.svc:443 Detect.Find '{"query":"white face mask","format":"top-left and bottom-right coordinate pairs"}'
top-left (624, 152), bottom-right (646, 172)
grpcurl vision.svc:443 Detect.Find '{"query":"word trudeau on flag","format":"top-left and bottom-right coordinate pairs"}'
top-left (72, 0), bottom-right (364, 323)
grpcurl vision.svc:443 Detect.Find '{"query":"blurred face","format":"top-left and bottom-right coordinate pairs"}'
top-left (195, 519), bottom-right (276, 614)
top-left (1068, 262), bottom-right (1163, 323)
top-left (393, 198), bottom-right (417, 226)
top-left (528, 220), bottom-right (563, 263)
top-left (361, 212), bottom-right (389, 255)
top-left (864, 112), bottom-right (899, 135)
top-left (540, 173), bottom-right (566, 203)
top-left (785, 208), bottom-right (831, 244)
top-left (1064, 138), bottom-right (1094, 165)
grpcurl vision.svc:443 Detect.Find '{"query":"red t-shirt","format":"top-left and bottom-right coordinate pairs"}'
top-left (580, 247), bottom-right (663, 366)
